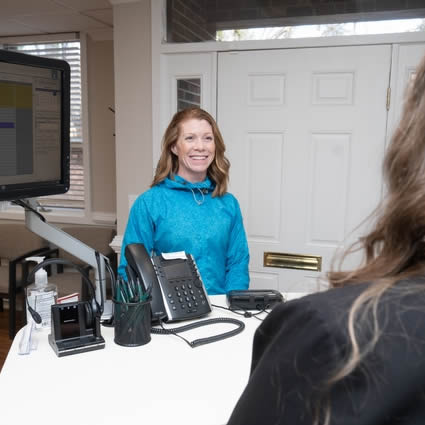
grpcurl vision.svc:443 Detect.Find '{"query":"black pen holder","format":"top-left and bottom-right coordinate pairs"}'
top-left (113, 298), bottom-right (151, 347)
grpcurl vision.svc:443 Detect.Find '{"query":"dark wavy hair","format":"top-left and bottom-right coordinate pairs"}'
top-left (151, 108), bottom-right (230, 197)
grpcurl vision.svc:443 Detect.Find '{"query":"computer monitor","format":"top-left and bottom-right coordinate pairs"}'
top-left (0, 49), bottom-right (71, 201)
top-left (0, 50), bottom-right (112, 318)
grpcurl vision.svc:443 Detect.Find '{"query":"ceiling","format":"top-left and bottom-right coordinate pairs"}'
top-left (0, 0), bottom-right (114, 40)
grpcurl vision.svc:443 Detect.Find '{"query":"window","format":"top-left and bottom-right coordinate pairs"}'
top-left (166, 0), bottom-right (425, 43)
top-left (217, 19), bottom-right (425, 41)
top-left (177, 78), bottom-right (201, 111)
top-left (3, 40), bottom-right (84, 210)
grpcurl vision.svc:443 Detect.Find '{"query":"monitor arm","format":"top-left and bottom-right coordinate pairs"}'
top-left (24, 198), bottom-right (113, 319)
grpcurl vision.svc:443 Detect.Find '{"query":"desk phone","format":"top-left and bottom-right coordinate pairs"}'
top-left (125, 243), bottom-right (212, 323)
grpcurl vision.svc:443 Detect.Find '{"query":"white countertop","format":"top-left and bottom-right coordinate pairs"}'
top-left (0, 293), bottom-right (306, 425)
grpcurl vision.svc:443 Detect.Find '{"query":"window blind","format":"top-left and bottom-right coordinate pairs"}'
top-left (4, 41), bottom-right (84, 209)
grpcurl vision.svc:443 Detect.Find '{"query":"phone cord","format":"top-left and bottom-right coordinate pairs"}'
top-left (151, 317), bottom-right (245, 348)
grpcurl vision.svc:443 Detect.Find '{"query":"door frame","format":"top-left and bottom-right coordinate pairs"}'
top-left (152, 0), bottom-right (425, 171)
top-left (151, 1), bottom-right (425, 290)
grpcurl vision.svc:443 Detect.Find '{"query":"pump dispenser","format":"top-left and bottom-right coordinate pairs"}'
top-left (26, 256), bottom-right (58, 329)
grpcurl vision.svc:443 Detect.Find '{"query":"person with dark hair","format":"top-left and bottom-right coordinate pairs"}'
top-left (227, 55), bottom-right (425, 425)
top-left (118, 108), bottom-right (249, 294)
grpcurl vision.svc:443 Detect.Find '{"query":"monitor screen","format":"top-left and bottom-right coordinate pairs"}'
top-left (0, 49), bottom-right (70, 201)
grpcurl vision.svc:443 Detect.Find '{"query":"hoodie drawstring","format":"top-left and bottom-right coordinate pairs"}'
top-left (191, 188), bottom-right (205, 205)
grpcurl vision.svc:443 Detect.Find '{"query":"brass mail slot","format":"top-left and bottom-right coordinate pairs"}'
top-left (264, 252), bottom-right (322, 272)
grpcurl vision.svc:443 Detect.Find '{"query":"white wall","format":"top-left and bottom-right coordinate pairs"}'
top-left (86, 36), bottom-right (116, 221)
top-left (112, 0), bottom-right (153, 235)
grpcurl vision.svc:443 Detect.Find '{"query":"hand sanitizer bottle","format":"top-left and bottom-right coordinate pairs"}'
top-left (26, 256), bottom-right (58, 330)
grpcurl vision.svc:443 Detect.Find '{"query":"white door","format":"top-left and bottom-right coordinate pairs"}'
top-left (388, 43), bottom-right (425, 136)
top-left (218, 45), bottom-right (392, 292)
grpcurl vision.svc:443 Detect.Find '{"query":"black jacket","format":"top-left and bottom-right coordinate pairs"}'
top-left (227, 280), bottom-right (425, 425)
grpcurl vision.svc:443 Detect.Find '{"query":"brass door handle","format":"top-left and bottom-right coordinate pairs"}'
top-left (264, 252), bottom-right (322, 271)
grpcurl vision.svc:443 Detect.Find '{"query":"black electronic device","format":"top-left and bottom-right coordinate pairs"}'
top-left (125, 243), bottom-right (212, 323)
top-left (27, 258), bottom-right (105, 357)
top-left (48, 302), bottom-right (105, 357)
top-left (0, 49), bottom-right (71, 201)
top-left (226, 289), bottom-right (284, 311)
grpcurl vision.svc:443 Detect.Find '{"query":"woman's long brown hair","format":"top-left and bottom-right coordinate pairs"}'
top-left (151, 108), bottom-right (230, 197)
top-left (329, 55), bottom-right (425, 288)
top-left (317, 55), bottom-right (425, 425)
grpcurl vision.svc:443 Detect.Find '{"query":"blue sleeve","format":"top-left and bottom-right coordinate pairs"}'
top-left (118, 195), bottom-right (155, 280)
top-left (225, 197), bottom-right (250, 292)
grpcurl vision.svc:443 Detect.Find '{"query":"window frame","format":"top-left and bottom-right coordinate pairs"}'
top-left (0, 32), bottom-right (94, 225)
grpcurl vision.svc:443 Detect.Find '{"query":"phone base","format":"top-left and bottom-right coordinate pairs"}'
top-left (226, 290), bottom-right (284, 311)
top-left (48, 333), bottom-right (105, 357)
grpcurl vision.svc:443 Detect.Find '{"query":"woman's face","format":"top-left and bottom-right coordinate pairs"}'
top-left (171, 118), bottom-right (216, 183)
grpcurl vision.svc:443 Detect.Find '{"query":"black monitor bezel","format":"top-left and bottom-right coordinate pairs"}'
top-left (0, 49), bottom-right (71, 202)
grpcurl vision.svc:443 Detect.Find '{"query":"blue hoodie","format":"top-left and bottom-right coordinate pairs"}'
top-left (118, 175), bottom-right (250, 295)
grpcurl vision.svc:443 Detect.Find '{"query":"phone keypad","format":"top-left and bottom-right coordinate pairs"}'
top-left (153, 255), bottom-right (211, 320)
top-left (167, 280), bottom-right (208, 315)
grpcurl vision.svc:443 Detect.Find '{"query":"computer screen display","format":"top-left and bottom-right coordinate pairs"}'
top-left (0, 49), bottom-right (70, 201)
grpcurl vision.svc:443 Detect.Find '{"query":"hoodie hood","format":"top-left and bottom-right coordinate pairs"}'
top-left (163, 174), bottom-right (215, 193)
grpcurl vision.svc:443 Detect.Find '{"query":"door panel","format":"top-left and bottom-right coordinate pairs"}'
top-left (218, 45), bottom-right (392, 292)
top-left (389, 43), bottom-right (425, 136)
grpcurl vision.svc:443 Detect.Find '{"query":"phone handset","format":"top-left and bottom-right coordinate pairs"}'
top-left (124, 243), bottom-right (167, 322)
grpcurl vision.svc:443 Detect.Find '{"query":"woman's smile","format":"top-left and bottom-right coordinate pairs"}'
top-left (171, 118), bottom-right (216, 182)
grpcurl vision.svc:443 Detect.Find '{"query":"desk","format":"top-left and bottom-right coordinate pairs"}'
top-left (0, 293), bottom-right (305, 425)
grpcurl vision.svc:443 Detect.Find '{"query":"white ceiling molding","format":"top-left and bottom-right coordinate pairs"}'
top-left (0, 0), bottom-right (113, 38)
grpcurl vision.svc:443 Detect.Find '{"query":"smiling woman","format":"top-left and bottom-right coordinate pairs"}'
top-left (170, 118), bottom-right (216, 182)
top-left (118, 107), bottom-right (250, 295)
top-left (152, 108), bottom-right (231, 197)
